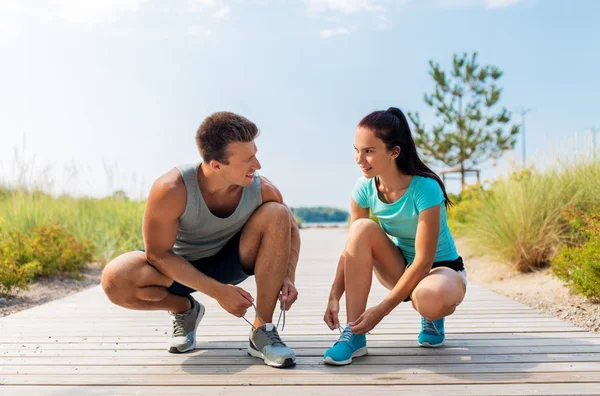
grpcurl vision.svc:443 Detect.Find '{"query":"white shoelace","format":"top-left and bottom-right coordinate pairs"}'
top-left (241, 300), bottom-right (287, 332)
top-left (337, 325), bottom-right (353, 343)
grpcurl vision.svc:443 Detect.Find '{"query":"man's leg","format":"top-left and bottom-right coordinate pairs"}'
top-left (238, 202), bottom-right (297, 367)
top-left (101, 251), bottom-right (190, 313)
top-left (239, 202), bottom-right (291, 326)
top-left (101, 252), bottom-right (204, 354)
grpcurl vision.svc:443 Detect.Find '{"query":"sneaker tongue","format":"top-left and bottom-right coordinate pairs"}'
top-left (263, 323), bottom-right (275, 332)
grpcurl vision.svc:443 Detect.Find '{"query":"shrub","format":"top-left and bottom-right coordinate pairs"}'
top-left (462, 167), bottom-right (577, 272)
top-left (552, 206), bottom-right (600, 302)
top-left (0, 223), bottom-right (95, 295)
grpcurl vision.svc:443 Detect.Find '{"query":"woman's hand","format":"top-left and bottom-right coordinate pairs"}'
top-left (349, 304), bottom-right (387, 334)
top-left (323, 297), bottom-right (341, 330)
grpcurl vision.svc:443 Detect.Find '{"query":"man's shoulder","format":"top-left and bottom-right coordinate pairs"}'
top-left (149, 168), bottom-right (187, 206)
top-left (259, 175), bottom-right (283, 204)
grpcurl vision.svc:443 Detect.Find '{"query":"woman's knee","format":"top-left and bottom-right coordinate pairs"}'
top-left (411, 284), bottom-right (461, 320)
top-left (348, 218), bottom-right (379, 244)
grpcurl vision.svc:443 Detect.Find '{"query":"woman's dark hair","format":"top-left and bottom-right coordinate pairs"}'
top-left (358, 107), bottom-right (453, 208)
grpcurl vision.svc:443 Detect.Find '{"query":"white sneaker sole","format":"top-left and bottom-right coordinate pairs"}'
top-left (323, 346), bottom-right (368, 366)
top-left (418, 339), bottom-right (444, 348)
top-left (168, 302), bottom-right (205, 354)
top-left (247, 346), bottom-right (296, 368)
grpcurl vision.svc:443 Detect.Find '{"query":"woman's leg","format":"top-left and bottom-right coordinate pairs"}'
top-left (410, 266), bottom-right (466, 320)
top-left (343, 219), bottom-right (407, 322)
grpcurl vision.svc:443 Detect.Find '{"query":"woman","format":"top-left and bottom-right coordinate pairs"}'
top-left (322, 107), bottom-right (467, 366)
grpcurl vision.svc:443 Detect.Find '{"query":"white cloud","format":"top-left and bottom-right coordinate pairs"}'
top-left (432, 0), bottom-right (522, 8)
top-left (320, 25), bottom-right (357, 38)
top-left (306, 0), bottom-right (385, 14)
top-left (376, 14), bottom-right (388, 29)
top-left (186, 24), bottom-right (213, 37)
top-left (49, 0), bottom-right (146, 25)
top-left (188, 0), bottom-right (220, 7)
top-left (187, 0), bottom-right (226, 12)
top-left (213, 6), bottom-right (231, 19)
top-left (485, 0), bottom-right (521, 8)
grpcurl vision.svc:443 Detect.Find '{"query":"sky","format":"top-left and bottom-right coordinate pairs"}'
top-left (1, 0), bottom-right (599, 209)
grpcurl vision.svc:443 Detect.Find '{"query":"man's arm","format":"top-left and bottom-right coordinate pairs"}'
top-left (260, 176), bottom-right (300, 283)
top-left (142, 169), bottom-right (224, 299)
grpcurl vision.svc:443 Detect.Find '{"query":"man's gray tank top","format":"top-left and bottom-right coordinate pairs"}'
top-left (172, 163), bottom-right (263, 261)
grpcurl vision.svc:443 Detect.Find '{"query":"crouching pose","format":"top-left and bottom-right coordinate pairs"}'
top-left (323, 107), bottom-right (467, 366)
top-left (102, 112), bottom-right (300, 368)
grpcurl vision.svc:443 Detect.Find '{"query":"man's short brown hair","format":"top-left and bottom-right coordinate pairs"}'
top-left (196, 112), bottom-right (259, 164)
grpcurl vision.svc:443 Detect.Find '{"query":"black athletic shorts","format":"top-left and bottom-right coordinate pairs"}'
top-left (142, 230), bottom-right (252, 297)
top-left (402, 255), bottom-right (465, 302)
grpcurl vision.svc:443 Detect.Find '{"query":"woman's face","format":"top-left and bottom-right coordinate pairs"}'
top-left (354, 127), bottom-right (397, 178)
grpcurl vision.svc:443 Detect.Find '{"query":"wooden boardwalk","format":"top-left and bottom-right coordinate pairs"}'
top-left (1, 228), bottom-right (600, 395)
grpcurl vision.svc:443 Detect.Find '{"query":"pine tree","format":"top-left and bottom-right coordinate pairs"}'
top-left (408, 52), bottom-right (520, 190)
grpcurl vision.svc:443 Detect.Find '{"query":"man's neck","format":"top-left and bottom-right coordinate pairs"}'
top-left (198, 163), bottom-right (238, 196)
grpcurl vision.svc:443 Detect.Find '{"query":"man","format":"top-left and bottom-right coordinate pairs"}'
top-left (101, 111), bottom-right (300, 368)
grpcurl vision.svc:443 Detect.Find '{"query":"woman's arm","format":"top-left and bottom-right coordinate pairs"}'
top-left (349, 204), bottom-right (440, 334)
top-left (380, 204), bottom-right (440, 313)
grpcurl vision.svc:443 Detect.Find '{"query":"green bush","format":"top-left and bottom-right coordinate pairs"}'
top-left (459, 162), bottom-right (597, 272)
top-left (0, 223), bottom-right (95, 295)
top-left (0, 188), bottom-right (144, 263)
top-left (552, 207), bottom-right (600, 302)
top-left (447, 183), bottom-right (483, 235)
top-left (0, 257), bottom-right (40, 296)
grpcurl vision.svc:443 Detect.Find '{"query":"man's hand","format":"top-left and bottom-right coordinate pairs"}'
top-left (215, 284), bottom-right (254, 317)
top-left (279, 278), bottom-right (298, 310)
top-left (349, 304), bottom-right (387, 335)
top-left (323, 297), bottom-right (340, 330)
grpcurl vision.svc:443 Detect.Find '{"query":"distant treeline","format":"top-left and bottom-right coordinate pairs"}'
top-left (290, 207), bottom-right (349, 223)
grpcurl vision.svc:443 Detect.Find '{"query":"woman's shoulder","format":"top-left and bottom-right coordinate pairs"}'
top-left (353, 176), bottom-right (374, 191)
top-left (413, 175), bottom-right (441, 191)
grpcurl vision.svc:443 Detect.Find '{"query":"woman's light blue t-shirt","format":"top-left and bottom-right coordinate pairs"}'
top-left (352, 175), bottom-right (459, 265)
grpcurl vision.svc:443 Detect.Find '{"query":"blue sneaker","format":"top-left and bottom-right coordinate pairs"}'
top-left (323, 325), bottom-right (368, 366)
top-left (418, 317), bottom-right (445, 347)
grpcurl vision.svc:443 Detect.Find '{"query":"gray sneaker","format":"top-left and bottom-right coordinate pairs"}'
top-left (248, 323), bottom-right (296, 368)
top-left (168, 297), bottom-right (205, 353)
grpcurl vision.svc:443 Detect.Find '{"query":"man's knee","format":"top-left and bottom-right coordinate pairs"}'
top-left (101, 253), bottom-right (143, 306)
top-left (254, 202), bottom-right (291, 229)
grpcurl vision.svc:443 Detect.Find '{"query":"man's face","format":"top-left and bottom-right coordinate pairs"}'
top-left (217, 140), bottom-right (262, 187)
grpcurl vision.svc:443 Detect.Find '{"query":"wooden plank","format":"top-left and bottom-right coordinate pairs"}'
top-left (3, 332), bottom-right (598, 343)
top-left (2, 384), bottom-right (600, 396)
top-left (5, 346), bottom-right (600, 358)
top-left (3, 353), bottom-right (600, 366)
top-left (2, 362), bottom-right (600, 375)
top-left (1, 372), bottom-right (599, 386)
top-left (4, 337), bottom-right (600, 350)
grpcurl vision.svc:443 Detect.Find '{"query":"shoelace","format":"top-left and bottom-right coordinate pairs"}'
top-left (171, 308), bottom-right (192, 337)
top-left (241, 299), bottom-right (287, 332)
top-left (422, 319), bottom-right (440, 335)
top-left (336, 325), bottom-right (353, 343)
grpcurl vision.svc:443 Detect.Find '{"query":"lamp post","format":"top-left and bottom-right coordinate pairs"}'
top-left (516, 107), bottom-right (534, 165)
